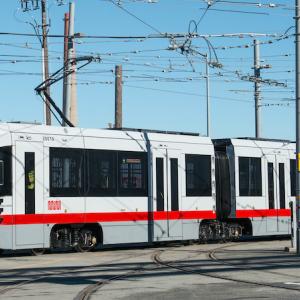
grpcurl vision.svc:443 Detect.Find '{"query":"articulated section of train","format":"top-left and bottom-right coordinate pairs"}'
top-left (0, 123), bottom-right (295, 252)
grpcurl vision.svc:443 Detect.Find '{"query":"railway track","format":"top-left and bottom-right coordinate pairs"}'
top-left (2, 241), bottom-right (299, 299)
top-left (74, 242), bottom-right (300, 300)
top-left (72, 243), bottom-right (229, 300)
top-left (153, 242), bottom-right (300, 293)
top-left (0, 249), bottom-right (156, 296)
top-left (72, 245), bottom-right (204, 300)
top-left (73, 258), bottom-right (158, 300)
top-left (209, 246), bottom-right (300, 280)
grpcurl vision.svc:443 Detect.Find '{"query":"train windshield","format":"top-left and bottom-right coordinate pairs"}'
top-left (0, 147), bottom-right (12, 196)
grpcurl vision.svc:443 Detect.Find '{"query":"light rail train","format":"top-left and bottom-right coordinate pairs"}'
top-left (0, 123), bottom-right (295, 253)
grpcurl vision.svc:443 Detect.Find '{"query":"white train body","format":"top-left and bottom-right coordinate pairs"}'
top-left (0, 123), bottom-right (295, 251)
top-left (214, 138), bottom-right (295, 236)
top-left (0, 123), bottom-right (215, 250)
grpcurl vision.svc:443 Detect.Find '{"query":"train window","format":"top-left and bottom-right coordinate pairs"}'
top-left (171, 158), bottom-right (179, 211)
top-left (156, 158), bottom-right (164, 211)
top-left (0, 147), bottom-right (12, 196)
top-left (25, 152), bottom-right (35, 214)
top-left (50, 148), bottom-right (84, 197)
top-left (279, 163), bottom-right (286, 209)
top-left (239, 157), bottom-right (262, 196)
top-left (267, 162), bottom-right (275, 209)
top-left (290, 159), bottom-right (296, 197)
top-left (185, 154), bottom-right (212, 196)
top-left (118, 152), bottom-right (148, 196)
top-left (86, 150), bottom-right (116, 196)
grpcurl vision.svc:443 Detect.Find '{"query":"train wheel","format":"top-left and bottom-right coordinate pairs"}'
top-left (75, 228), bottom-right (97, 253)
top-left (31, 248), bottom-right (46, 256)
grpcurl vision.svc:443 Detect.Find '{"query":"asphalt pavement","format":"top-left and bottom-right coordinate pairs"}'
top-left (0, 239), bottom-right (299, 300)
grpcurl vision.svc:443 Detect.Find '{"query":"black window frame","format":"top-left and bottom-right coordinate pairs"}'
top-left (49, 148), bottom-right (148, 198)
top-left (170, 158), bottom-right (179, 211)
top-left (279, 163), bottom-right (286, 209)
top-left (156, 157), bottom-right (164, 211)
top-left (267, 162), bottom-right (275, 209)
top-left (239, 156), bottom-right (262, 197)
top-left (290, 159), bottom-right (296, 197)
top-left (0, 146), bottom-right (12, 197)
top-left (185, 154), bottom-right (212, 197)
top-left (25, 152), bottom-right (35, 214)
top-left (50, 147), bottom-right (84, 197)
top-left (118, 151), bottom-right (148, 197)
top-left (86, 149), bottom-right (117, 197)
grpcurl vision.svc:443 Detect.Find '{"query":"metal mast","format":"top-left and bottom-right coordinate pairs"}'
top-left (62, 12), bottom-right (69, 121)
top-left (205, 54), bottom-right (210, 137)
top-left (254, 39), bottom-right (261, 138)
top-left (295, 0), bottom-right (300, 254)
top-left (64, 2), bottom-right (75, 125)
top-left (41, 0), bottom-right (51, 125)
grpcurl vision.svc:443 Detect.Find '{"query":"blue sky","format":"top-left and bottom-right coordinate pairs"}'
top-left (0, 0), bottom-right (295, 139)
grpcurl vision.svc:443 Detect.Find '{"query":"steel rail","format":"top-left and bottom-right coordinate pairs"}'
top-left (152, 243), bottom-right (300, 293)
top-left (0, 250), bottom-right (153, 296)
top-left (209, 245), bottom-right (300, 280)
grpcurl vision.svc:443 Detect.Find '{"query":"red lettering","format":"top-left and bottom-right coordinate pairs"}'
top-left (48, 200), bottom-right (62, 211)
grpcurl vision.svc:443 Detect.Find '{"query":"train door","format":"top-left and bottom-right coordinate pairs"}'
top-left (275, 155), bottom-right (289, 233)
top-left (14, 141), bottom-right (44, 247)
top-left (265, 155), bottom-right (278, 232)
top-left (153, 148), bottom-right (183, 241)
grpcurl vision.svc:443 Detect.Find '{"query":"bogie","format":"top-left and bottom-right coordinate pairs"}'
top-left (199, 221), bottom-right (243, 243)
top-left (74, 228), bottom-right (98, 252)
top-left (50, 224), bottom-right (101, 252)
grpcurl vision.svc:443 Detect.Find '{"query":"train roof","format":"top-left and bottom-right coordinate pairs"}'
top-left (0, 122), bottom-right (212, 145)
top-left (213, 137), bottom-right (295, 150)
top-left (108, 127), bottom-right (201, 137)
top-left (236, 137), bottom-right (294, 143)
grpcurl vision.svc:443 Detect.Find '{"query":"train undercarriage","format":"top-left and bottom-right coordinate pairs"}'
top-left (199, 219), bottom-right (252, 243)
top-left (50, 224), bottom-right (101, 252)
top-left (28, 218), bottom-right (253, 255)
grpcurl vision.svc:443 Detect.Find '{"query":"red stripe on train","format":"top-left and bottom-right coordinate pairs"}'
top-left (0, 210), bottom-right (216, 225)
top-left (0, 209), bottom-right (290, 225)
top-left (236, 209), bottom-right (291, 218)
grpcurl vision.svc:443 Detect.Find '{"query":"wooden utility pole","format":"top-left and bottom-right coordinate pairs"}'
top-left (41, 0), bottom-right (51, 125)
top-left (115, 65), bottom-right (123, 128)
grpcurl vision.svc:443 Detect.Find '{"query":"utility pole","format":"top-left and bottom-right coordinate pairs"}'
top-left (115, 65), bottom-right (123, 128)
top-left (70, 49), bottom-right (78, 126)
top-left (295, 0), bottom-right (300, 255)
top-left (205, 54), bottom-right (210, 137)
top-left (62, 12), bottom-right (69, 121)
top-left (64, 2), bottom-right (75, 125)
top-left (41, 0), bottom-right (51, 125)
top-left (254, 39), bottom-right (261, 138)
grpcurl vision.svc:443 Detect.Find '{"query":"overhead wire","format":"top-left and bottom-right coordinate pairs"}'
top-left (0, 0), bottom-right (293, 118)
top-left (105, 0), bottom-right (162, 34)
